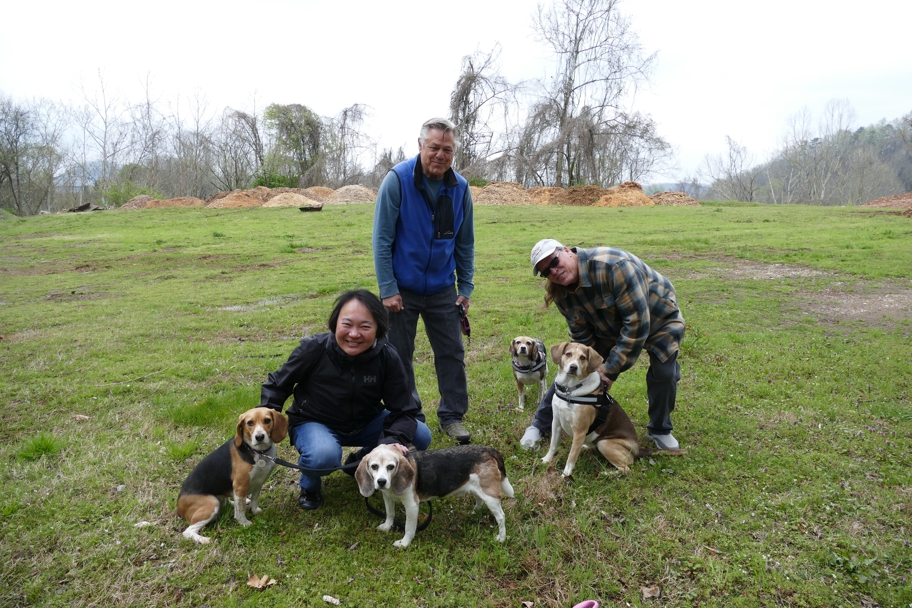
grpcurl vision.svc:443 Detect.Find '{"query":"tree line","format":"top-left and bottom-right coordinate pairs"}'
top-left (2, 0), bottom-right (676, 216)
top-left (696, 99), bottom-right (912, 205)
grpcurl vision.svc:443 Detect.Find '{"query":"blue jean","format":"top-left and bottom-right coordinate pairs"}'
top-left (531, 350), bottom-right (680, 435)
top-left (288, 411), bottom-right (432, 492)
top-left (387, 284), bottom-right (469, 425)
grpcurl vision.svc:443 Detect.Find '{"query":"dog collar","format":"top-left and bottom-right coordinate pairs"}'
top-left (513, 357), bottom-right (546, 373)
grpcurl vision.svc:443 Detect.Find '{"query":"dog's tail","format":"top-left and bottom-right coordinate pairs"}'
top-left (501, 477), bottom-right (515, 499)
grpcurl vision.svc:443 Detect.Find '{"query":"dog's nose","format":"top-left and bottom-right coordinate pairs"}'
top-left (377, 478), bottom-right (387, 488)
top-left (568, 364), bottom-right (578, 375)
top-left (254, 432), bottom-right (266, 443)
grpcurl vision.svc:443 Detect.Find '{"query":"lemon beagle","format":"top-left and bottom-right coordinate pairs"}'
top-left (355, 444), bottom-right (514, 548)
top-left (177, 407), bottom-right (288, 543)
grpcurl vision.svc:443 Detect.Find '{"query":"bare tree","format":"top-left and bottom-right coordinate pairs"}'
top-left (78, 72), bottom-right (130, 205)
top-left (323, 104), bottom-right (370, 187)
top-left (703, 136), bottom-right (760, 202)
top-left (211, 108), bottom-right (259, 191)
top-left (531, 0), bottom-right (655, 186)
top-left (448, 45), bottom-right (517, 176)
top-left (166, 92), bottom-right (215, 198)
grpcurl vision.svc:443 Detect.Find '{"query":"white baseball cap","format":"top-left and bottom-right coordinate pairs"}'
top-left (530, 239), bottom-right (564, 276)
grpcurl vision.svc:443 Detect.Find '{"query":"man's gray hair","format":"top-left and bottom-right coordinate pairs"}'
top-left (419, 117), bottom-right (458, 146)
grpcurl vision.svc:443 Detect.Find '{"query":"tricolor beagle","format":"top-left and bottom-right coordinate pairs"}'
top-left (177, 407), bottom-right (288, 543)
top-left (542, 342), bottom-right (681, 477)
top-left (355, 444), bottom-right (515, 548)
top-left (510, 336), bottom-right (548, 411)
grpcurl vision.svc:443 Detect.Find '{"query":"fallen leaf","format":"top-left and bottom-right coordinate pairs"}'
top-left (641, 585), bottom-right (661, 599)
top-left (522, 602), bottom-right (534, 607)
top-left (74, 414), bottom-right (90, 421)
top-left (247, 574), bottom-right (278, 589)
top-left (323, 595), bottom-right (341, 605)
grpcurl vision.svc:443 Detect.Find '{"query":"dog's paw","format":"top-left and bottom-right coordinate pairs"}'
top-left (377, 522), bottom-right (393, 533)
top-left (250, 506), bottom-right (262, 515)
top-left (237, 516), bottom-right (253, 527)
top-left (541, 455), bottom-right (553, 464)
top-left (495, 532), bottom-right (507, 543)
top-left (393, 538), bottom-right (411, 548)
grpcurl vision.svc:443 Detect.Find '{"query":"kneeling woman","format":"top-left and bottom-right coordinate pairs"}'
top-left (260, 289), bottom-right (431, 510)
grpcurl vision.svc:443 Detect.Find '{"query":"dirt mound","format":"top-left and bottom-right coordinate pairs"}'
top-left (242, 186), bottom-right (272, 203)
top-left (862, 193), bottom-right (912, 208)
top-left (474, 182), bottom-right (532, 205)
top-left (651, 191), bottom-right (701, 207)
top-left (121, 195), bottom-right (157, 209)
top-left (263, 187), bottom-right (309, 201)
top-left (565, 185), bottom-right (609, 206)
top-left (303, 186), bottom-right (335, 202)
top-left (146, 197), bottom-right (206, 208)
top-left (593, 182), bottom-right (653, 207)
top-left (527, 187), bottom-right (568, 206)
top-left (902, 208), bottom-right (912, 218)
top-left (327, 185), bottom-right (377, 203)
top-left (470, 185), bottom-right (483, 202)
top-left (263, 193), bottom-right (323, 208)
top-left (205, 193), bottom-right (263, 208)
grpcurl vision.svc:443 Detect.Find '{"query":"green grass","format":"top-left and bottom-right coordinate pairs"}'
top-left (1, 203), bottom-right (910, 607)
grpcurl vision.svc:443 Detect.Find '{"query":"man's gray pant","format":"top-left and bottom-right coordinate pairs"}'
top-left (387, 284), bottom-right (468, 425)
top-left (531, 349), bottom-right (680, 435)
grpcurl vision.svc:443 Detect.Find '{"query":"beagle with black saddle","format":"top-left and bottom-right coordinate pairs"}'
top-left (177, 407), bottom-right (288, 543)
top-left (510, 336), bottom-right (548, 411)
top-left (355, 444), bottom-right (515, 548)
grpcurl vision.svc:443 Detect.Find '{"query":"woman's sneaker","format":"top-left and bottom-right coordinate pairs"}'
top-left (646, 432), bottom-right (679, 450)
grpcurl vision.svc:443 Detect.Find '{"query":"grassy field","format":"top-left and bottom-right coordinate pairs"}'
top-left (1, 202), bottom-right (910, 607)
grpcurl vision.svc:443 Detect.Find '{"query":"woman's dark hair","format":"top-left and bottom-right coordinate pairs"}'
top-left (328, 289), bottom-right (389, 339)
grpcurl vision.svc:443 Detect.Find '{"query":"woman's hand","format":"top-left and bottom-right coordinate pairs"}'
top-left (598, 369), bottom-right (614, 392)
top-left (392, 443), bottom-right (410, 455)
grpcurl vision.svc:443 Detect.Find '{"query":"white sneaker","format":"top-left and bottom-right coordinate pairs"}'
top-left (647, 432), bottom-right (679, 450)
top-left (520, 426), bottom-right (541, 450)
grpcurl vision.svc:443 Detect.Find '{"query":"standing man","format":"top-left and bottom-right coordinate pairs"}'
top-left (372, 117), bottom-right (475, 444)
top-left (520, 239), bottom-right (685, 451)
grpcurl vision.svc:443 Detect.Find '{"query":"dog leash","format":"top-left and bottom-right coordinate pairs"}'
top-left (260, 453), bottom-right (360, 474)
top-left (363, 496), bottom-right (434, 532)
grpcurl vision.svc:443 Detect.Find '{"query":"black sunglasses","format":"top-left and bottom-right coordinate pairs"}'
top-left (540, 251), bottom-right (561, 278)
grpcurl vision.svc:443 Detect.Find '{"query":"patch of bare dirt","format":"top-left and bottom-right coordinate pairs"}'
top-left (803, 282), bottom-right (912, 324)
top-left (262, 193), bottom-right (323, 208)
top-left (861, 193), bottom-right (912, 208)
top-left (474, 182), bottom-right (532, 205)
top-left (327, 185), bottom-right (377, 203)
top-left (146, 197), bottom-right (207, 208)
top-left (527, 186), bottom-right (568, 206)
top-left (205, 193), bottom-right (263, 208)
top-left (651, 191), bottom-right (701, 207)
top-left (121, 195), bottom-right (157, 209)
top-left (593, 182), bottom-right (653, 207)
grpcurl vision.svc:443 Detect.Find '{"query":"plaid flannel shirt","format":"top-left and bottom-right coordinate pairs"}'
top-left (554, 247), bottom-right (685, 379)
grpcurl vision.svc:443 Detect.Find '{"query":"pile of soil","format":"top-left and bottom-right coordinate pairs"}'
top-left (121, 195), bottom-right (157, 209)
top-left (146, 197), bottom-right (206, 208)
top-left (474, 182), bottom-right (532, 205)
top-left (327, 185), bottom-right (377, 203)
top-left (593, 182), bottom-right (653, 207)
top-left (862, 193), bottom-right (912, 208)
top-left (565, 185), bottom-right (610, 206)
top-left (651, 191), bottom-right (701, 206)
top-left (527, 187), bottom-right (569, 206)
top-left (205, 193), bottom-right (263, 208)
top-left (263, 193), bottom-right (323, 208)
top-left (303, 186), bottom-right (335, 202)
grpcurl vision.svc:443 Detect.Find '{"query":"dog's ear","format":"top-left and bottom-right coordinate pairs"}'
top-left (550, 342), bottom-right (569, 365)
top-left (392, 453), bottom-right (416, 495)
top-left (355, 457), bottom-right (375, 497)
top-left (585, 346), bottom-right (604, 374)
top-left (235, 412), bottom-right (249, 448)
top-left (269, 411), bottom-right (288, 443)
top-left (509, 339), bottom-right (518, 356)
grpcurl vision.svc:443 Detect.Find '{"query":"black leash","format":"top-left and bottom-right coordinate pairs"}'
top-left (363, 496), bottom-right (434, 532)
top-left (266, 454), bottom-right (360, 473)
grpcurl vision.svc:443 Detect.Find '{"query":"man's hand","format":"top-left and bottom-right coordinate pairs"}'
top-left (392, 443), bottom-right (410, 455)
top-left (383, 295), bottom-right (403, 313)
top-left (455, 295), bottom-right (470, 313)
top-left (598, 369), bottom-right (614, 392)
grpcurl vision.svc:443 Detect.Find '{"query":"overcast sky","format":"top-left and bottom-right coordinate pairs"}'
top-left (2, 0), bottom-right (910, 185)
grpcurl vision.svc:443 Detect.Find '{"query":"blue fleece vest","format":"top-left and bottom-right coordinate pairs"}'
top-left (390, 155), bottom-right (468, 295)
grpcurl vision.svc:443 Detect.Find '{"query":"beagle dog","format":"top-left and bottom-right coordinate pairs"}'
top-left (355, 444), bottom-right (514, 548)
top-left (177, 407), bottom-right (288, 543)
top-left (510, 336), bottom-right (548, 411)
top-left (542, 342), bottom-right (681, 477)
